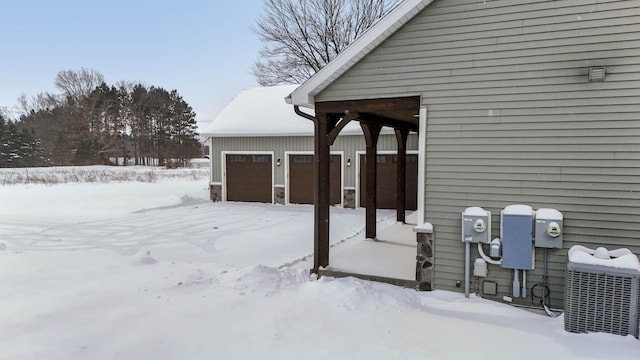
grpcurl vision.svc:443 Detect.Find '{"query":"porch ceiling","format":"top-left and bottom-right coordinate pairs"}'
top-left (314, 96), bottom-right (421, 132)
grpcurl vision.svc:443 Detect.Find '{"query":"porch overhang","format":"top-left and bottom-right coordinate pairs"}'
top-left (293, 95), bottom-right (421, 274)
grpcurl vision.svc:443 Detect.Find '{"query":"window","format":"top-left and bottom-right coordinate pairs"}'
top-left (392, 154), bottom-right (417, 163)
top-left (293, 155), bottom-right (313, 163)
top-left (252, 155), bottom-right (271, 163)
top-left (229, 155), bottom-right (246, 163)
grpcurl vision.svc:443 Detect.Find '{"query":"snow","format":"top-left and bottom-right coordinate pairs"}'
top-left (414, 222), bottom-right (434, 233)
top-left (1, 167), bottom-right (639, 359)
top-left (568, 245), bottom-right (640, 272)
top-left (536, 208), bottom-right (563, 221)
top-left (502, 204), bottom-right (534, 216)
top-left (463, 206), bottom-right (490, 217)
top-left (201, 85), bottom-right (367, 137)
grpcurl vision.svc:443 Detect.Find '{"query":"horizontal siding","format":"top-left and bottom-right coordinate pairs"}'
top-left (317, 0), bottom-right (640, 306)
top-left (210, 133), bottom-right (418, 187)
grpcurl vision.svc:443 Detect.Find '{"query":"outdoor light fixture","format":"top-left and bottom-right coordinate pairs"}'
top-left (589, 66), bottom-right (606, 82)
top-left (347, 158), bottom-right (352, 167)
top-left (276, 158), bottom-right (281, 166)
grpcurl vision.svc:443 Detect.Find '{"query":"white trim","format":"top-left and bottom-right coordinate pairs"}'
top-left (355, 151), bottom-right (365, 209)
top-left (288, 0), bottom-right (433, 108)
top-left (210, 182), bottom-right (222, 186)
top-left (206, 127), bottom-right (397, 138)
top-left (221, 151), bottom-right (275, 204)
top-left (417, 106), bottom-right (427, 226)
top-left (208, 138), bottom-right (214, 185)
top-left (284, 150), bottom-right (345, 207)
top-left (354, 149), bottom-right (419, 210)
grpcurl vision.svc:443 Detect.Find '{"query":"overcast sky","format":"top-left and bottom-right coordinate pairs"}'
top-left (0, 0), bottom-right (267, 129)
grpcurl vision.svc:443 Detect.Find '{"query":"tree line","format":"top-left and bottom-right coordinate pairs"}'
top-left (2, 68), bottom-right (201, 168)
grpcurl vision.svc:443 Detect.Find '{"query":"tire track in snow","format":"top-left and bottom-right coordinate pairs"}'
top-left (3, 201), bottom-right (311, 258)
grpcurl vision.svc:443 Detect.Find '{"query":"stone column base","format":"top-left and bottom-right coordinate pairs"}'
top-left (414, 223), bottom-right (434, 291)
top-left (210, 184), bottom-right (222, 202)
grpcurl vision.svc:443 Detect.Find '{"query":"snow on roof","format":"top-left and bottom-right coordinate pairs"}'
top-left (202, 85), bottom-right (362, 137)
top-left (568, 245), bottom-right (640, 272)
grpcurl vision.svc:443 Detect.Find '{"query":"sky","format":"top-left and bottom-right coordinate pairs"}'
top-left (0, 0), bottom-right (267, 130)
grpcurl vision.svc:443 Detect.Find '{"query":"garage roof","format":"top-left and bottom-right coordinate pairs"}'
top-left (202, 85), bottom-right (362, 137)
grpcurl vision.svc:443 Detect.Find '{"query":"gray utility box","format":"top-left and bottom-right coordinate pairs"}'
top-left (535, 208), bottom-right (563, 249)
top-left (461, 207), bottom-right (491, 244)
top-left (501, 205), bottom-right (534, 270)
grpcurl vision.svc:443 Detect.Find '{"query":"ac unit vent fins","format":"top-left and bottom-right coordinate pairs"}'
top-left (564, 246), bottom-right (640, 339)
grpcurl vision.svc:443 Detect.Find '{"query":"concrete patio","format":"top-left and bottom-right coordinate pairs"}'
top-left (321, 211), bottom-right (419, 286)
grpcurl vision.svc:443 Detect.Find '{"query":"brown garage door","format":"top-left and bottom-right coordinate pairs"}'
top-left (289, 154), bottom-right (341, 205)
top-left (226, 154), bottom-right (272, 203)
top-left (359, 154), bottom-right (417, 210)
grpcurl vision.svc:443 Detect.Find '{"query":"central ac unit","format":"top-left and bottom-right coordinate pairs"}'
top-left (564, 245), bottom-right (640, 339)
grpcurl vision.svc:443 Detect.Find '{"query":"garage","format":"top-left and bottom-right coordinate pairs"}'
top-left (359, 153), bottom-right (417, 210)
top-left (225, 154), bottom-right (272, 203)
top-left (288, 154), bottom-right (342, 205)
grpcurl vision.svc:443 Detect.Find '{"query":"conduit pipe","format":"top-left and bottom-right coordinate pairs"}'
top-left (464, 241), bottom-right (470, 298)
top-left (477, 242), bottom-right (502, 265)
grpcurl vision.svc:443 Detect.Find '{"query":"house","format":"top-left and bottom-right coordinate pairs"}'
top-left (201, 85), bottom-right (419, 213)
top-left (287, 0), bottom-right (640, 308)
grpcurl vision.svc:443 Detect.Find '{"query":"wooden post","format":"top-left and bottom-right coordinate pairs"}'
top-left (360, 120), bottom-right (382, 239)
top-left (313, 113), bottom-right (331, 272)
top-left (395, 128), bottom-right (409, 223)
top-left (294, 107), bottom-right (356, 273)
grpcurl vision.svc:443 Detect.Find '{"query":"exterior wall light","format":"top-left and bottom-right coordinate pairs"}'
top-left (589, 66), bottom-right (606, 82)
top-left (346, 158), bottom-right (352, 167)
top-left (276, 158), bottom-right (281, 166)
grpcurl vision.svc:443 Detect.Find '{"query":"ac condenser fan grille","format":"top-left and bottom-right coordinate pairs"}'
top-left (565, 270), bottom-right (638, 337)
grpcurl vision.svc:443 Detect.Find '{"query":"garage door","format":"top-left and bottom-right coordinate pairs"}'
top-left (289, 154), bottom-right (341, 205)
top-left (359, 154), bottom-right (417, 210)
top-left (225, 154), bottom-right (272, 203)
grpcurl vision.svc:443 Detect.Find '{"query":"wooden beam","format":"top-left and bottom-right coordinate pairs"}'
top-left (327, 112), bottom-right (358, 145)
top-left (312, 113), bottom-right (331, 273)
top-left (395, 128), bottom-right (409, 223)
top-left (315, 96), bottom-right (420, 124)
top-left (315, 96), bottom-right (420, 116)
top-left (360, 112), bottom-right (418, 133)
top-left (360, 120), bottom-right (382, 240)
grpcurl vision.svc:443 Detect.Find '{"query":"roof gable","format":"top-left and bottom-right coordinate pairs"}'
top-left (287, 0), bottom-right (434, 108)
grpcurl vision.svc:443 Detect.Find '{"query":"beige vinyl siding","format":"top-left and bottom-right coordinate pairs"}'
top-left (210, 134), bottom-right (418, 187)
top-left (317, 0), bottom-right (640, 307)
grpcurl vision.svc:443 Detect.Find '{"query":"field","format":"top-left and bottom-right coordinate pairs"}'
top-left (0, 166), bottom-right (637, 359)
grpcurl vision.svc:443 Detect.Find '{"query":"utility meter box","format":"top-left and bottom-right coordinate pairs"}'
top-left (501, 205), bottom-right (534, 270)
top-left (462, 207), bottom-right (491, 244)
top-left (535, 208), bottom-right (563, 249)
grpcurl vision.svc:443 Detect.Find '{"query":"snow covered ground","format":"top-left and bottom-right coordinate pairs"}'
top-left (0, 167), bottom-right (638, 359)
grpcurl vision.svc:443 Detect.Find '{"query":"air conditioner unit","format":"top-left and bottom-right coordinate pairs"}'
top-left (564, 245), bottom-right (640, 339)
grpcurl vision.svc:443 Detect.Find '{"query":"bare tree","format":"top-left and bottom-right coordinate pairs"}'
top-left (17, 92), bottom-right (60, 116)
top-left (252, 0), bottom-right (400, 86)
top-left (54, 68), bottom-right (105, 105)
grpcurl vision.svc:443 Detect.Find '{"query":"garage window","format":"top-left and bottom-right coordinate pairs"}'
top-left (376, 155), bottom-right (387, 164)
top-left (252, 155), bottom-right (271, 163)
top-left (392, 155), bottom-right (418, 163)
top-left (229, 155), bottom-right (246, 163)
top-left (293, 155), bottom-right (313, 163)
